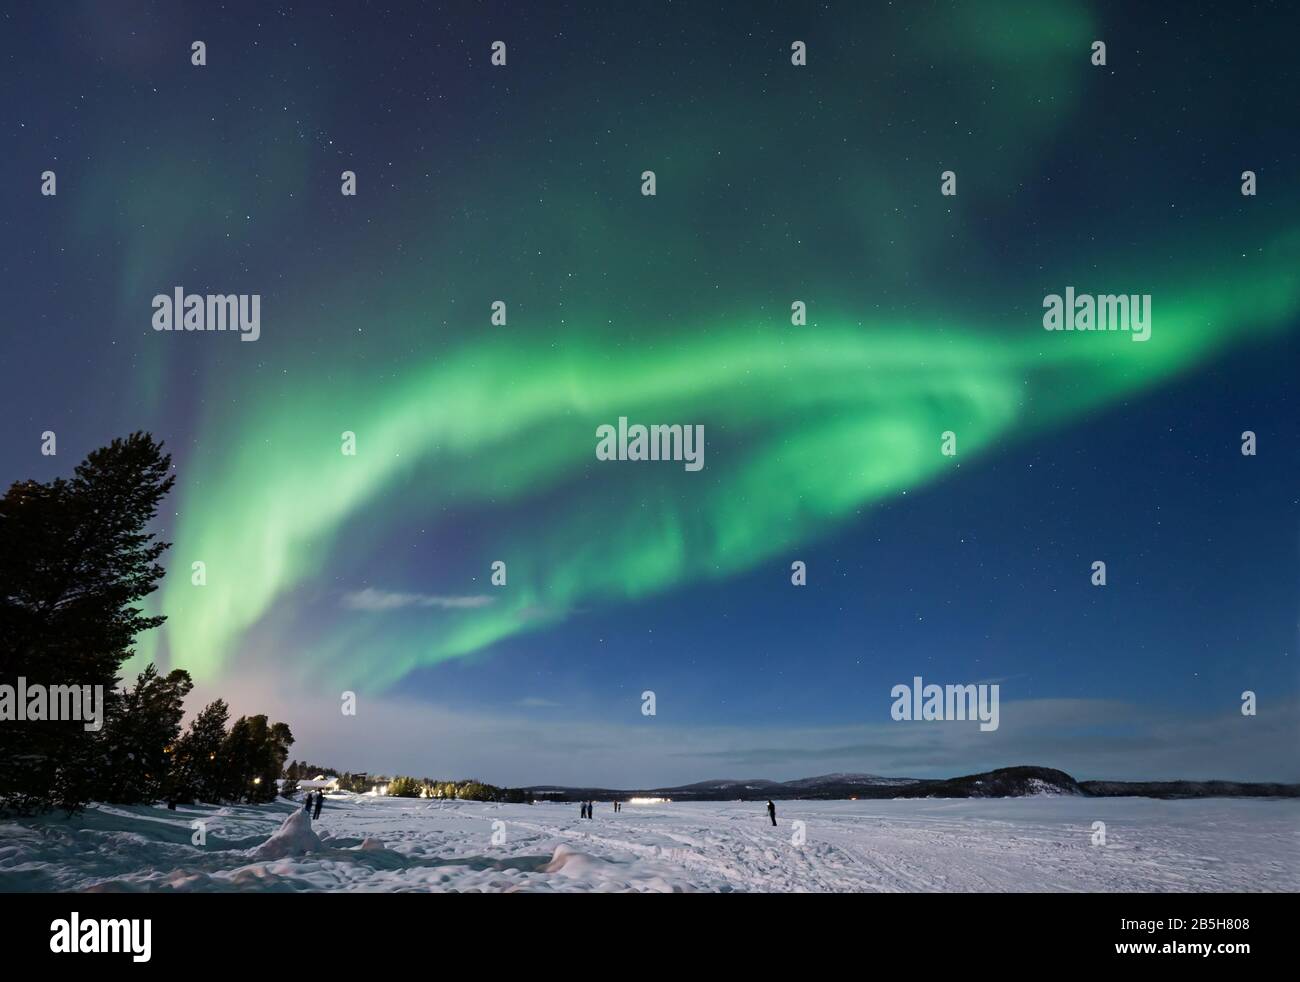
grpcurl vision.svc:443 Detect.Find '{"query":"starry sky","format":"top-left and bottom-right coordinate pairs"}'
top-left (2, 1), bottom-right (1297, 786)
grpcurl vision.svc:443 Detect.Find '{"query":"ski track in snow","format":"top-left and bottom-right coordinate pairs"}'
top-left (1, 796), bottom-right (1296, 893)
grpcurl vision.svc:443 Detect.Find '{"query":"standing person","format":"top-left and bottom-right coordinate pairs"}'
top-left (766, 800), bottom-right (776, 827)
top-left (579, 801), bottom-right (587, 820)
top-left (303, 791), bottom-right (313, 815)
top-left (313, 791), bottom-right (324, 820)
top-left (589, 801), bottom-right (595, 820)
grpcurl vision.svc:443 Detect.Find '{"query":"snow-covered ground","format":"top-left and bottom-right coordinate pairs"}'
top-left (1, 795), bottom-right (1296, 892)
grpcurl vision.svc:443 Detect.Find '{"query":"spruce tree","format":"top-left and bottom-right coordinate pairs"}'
top-left (263, 721), bottom-right (294, 801)
top-left (220, 714), bottom-right (294, 803)
top-left (172, 698), bottom-right (229, 803)
top-left (281, 760), bottom-right (300, 798)
top-left (220, 716), bottom-right (258, 802)
top-left (99, 664), bottom-right (192, 803)
top-left (388, 776), bottom-right (422, 797)
top-left (0, 433), bottom-right (173, 814)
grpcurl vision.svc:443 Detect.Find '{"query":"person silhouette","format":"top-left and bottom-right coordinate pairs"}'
top-left (766, 800), bottom-right (776, 826)
top-left (313, 791), bottom-right (324, 820)
top-left (303, 791), bottom-right (313, 815)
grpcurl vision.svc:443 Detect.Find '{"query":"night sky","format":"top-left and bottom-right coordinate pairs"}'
top-left (2, 1), bottom-right (1297, 786)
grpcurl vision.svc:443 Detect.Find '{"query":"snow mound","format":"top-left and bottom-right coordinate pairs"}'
top-left (246, 809), bottom-right (322, 860)
top-left (541, 844), bottom-right (605, 877)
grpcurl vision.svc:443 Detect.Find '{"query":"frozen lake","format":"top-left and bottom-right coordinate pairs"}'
top-left (2, 794), bottom-right (1296, 892)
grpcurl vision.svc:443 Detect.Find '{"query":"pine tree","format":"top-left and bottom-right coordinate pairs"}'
top-left (220, 716), bottom-right (258, 802)
top-left (219, 714), bottom-right (294, 803)
top-left (98, 664), bottom-right (192, 803)
top-left (0, 433), bottom-right (174, 815)
top-left (171, 698), bottom-right (229, 803)
top-left (263, 721), bottom-right (294, 801)
top-left (388, 776), bottom-right (422, 797)
top-left (281, 760), bottom-right (300, 798)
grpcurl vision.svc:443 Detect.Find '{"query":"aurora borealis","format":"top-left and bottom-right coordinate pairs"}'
top-left (3, 1), bottom-right (1297, 784)
top-left (159, 242), bottom-right (1300, 693)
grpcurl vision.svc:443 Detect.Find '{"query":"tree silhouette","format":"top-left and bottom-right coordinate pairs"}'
top-left (1, 433), bottom-right (173, 813)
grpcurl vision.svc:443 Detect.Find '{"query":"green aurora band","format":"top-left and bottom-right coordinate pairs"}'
top-left (78, 0), bottom-right (1289, 690)
top-left (158, 228), bottom-right (1300, 691)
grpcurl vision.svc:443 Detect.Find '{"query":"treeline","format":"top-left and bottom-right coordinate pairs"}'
top-left (170, 698), bottom-right (293, 805)
top-left (295, 766), bottom-right (531, 803)
top-left (0, 434), bottom-right (293, 815)
top-left (388, 775), bottom-right (532, 802)
top-left (280, 762), bottom-right (370, 794)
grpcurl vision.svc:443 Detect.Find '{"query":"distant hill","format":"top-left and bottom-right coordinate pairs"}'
top-left (674, 778), bottom-right (782, 792)
top-left (891, 766), bottom-right (1083, 798)
top-left (523, 766), bottom-right (1299, 802)
top-left (781, 773), bottom-right (918, 789)
top-left (524, 772), bottom-right (919, 802)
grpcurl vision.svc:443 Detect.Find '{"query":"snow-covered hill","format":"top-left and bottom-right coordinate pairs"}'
top-left (780, 773), bottom-right (920, 789)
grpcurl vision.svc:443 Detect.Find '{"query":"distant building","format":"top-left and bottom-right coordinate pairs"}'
top-left (298, 775), bottom-right (340, 793)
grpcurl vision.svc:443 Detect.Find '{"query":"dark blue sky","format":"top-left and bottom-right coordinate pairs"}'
top-left (2, 1), bottom-right (1297, 784)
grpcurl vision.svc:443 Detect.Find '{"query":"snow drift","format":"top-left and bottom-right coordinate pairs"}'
top-left (246, 809), bottom-right (322, 860)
